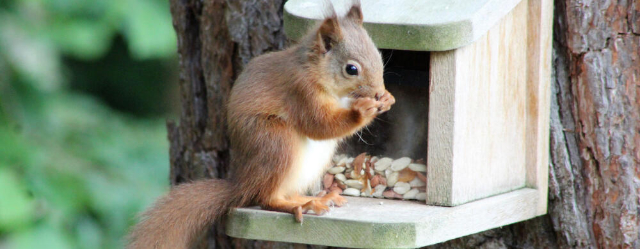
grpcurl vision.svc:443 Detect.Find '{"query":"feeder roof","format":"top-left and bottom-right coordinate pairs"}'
top-left (284, 0), bottom-right (524, 51)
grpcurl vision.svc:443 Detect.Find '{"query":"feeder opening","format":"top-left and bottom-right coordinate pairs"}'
top-left (319, 49), bottom-right (432, 202)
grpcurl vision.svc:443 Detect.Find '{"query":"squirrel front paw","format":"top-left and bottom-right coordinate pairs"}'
top-left (352, 97), bottom-right (379, 118)
top-left (352, 90), bottom-right (396, 118)
top-left (376, 90), bottom-right (395, 114)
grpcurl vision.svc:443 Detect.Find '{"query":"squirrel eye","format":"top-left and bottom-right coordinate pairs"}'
top-left (345, 64), bottom-right (358, 76)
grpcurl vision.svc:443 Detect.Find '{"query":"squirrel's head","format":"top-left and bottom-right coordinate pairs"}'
top-left (303, 0), bottom-right (385, 100)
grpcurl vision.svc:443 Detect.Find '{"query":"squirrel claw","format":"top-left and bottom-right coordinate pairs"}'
top-left (352, 90), bottom-right (395, 117)
top-left (293, 200), bottom-right (331, 223)
top-left (304, 200), bottom-right (330, 215)
top-left (376, 90), bottom-right (395, 114)
top-left (293, 206), bottom-right (304, 223)
top-left (323, 191), bottom-right (348, 207)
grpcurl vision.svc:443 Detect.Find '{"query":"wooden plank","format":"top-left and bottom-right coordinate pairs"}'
top-left (226, 188), bottom-right (539, 248)
top-left (284, 0), bottom-right (525, 51)
top-left (426, 51), bottom-right (456, 205)
top-left (525, 0), bottom-right (553, 215)
top-left (427, 1), bottom-right (529, 206)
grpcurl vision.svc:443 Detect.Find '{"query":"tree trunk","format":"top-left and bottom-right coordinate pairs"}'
top-left (167, 0), bottom-right (293, 247)
top-left (167, 0), bottom-right (640, 248)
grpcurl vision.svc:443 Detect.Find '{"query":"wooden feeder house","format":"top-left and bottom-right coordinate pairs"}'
top-left (227, 0), bottom-right (553, 247)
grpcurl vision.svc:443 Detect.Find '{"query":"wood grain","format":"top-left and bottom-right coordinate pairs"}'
top-left (525, 0), bottom-right (553, 215)
top-left (427, 0), bottom-right (529, 206)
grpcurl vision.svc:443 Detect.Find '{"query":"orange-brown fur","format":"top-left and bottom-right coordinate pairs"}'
top-left (127, 1), bottom-right (394, 248)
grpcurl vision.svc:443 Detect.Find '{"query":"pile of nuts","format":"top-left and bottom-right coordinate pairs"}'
top-left (322, 153), bottom-right (427, 201)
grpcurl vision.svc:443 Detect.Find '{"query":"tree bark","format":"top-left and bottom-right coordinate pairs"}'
top-left (167, 0), bottom-right (640, 248)
top-left (167, 0), bottom-right (289, 247)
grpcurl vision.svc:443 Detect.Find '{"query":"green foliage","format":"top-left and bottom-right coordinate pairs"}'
top-left (0, 0), bottom-right (176, 248)
top-left (0, 167), bottom-right (35, 231)
top-left (0, 82), bottom-right (171, 248)
top-left (1, 0), bottom-right (176, 60)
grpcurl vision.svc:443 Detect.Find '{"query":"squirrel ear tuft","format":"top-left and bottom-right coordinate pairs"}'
top-left (346, 0), bottom-right (363, 25)
top-left (315, 15), bottom-right (341, 54)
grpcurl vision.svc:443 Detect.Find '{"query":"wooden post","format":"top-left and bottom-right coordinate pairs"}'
top-left (525, 0), bottom-right (553, 215)
top-left (427, 1), bottom-right (529, 206)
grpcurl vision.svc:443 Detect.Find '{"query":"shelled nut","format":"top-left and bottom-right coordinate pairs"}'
top-left (323, 153), bottom-right (428, 203)
top-left (328, 167), bottom-right (346, 174)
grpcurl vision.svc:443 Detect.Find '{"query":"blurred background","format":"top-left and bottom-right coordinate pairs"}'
top-left (0, 0), bottom-right (179, 248)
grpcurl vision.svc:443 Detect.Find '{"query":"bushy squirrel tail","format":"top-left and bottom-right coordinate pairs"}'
top-left (127, 179), bottom-right (235, 249)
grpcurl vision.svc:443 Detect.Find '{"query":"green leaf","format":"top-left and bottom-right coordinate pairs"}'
top-left (0, 125), bottom-right (34, 168)
top-left (6, 220), bottom-right (74, 249)
top-left (122, 0), bottom-right (176, 59)
top-left (0, 168), bottom-right (34, 232)
top-left (0, 14), bottom-right (64, 92)
top-left (75, 216), bottom-right (103, 249)
top-left (49, 19), bottom-right (114, 59)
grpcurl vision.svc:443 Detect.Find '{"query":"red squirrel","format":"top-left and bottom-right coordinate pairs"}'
top-left (127, 1), bottom-right (394, 248)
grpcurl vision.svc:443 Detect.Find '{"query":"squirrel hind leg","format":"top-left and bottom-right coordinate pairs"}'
top-left (290, 191), bottom-right (347, 207)
top-left (262, 196), bottom-right (331, 223)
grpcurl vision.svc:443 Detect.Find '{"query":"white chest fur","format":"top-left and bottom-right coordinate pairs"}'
top-left (277, 137), bottom-right (337, 197)
top-left (338, 96), bottom-right (353, 109)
